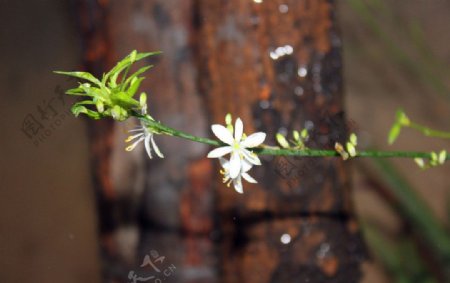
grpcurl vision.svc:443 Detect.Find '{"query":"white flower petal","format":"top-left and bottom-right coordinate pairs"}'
top-left (233, 177), bottom-right (244, 194)
top-left (242, 149), bottom-right (261, 166)
top-left (207, 146), bottom-right (233, 158)
top-left (211, 124), bottom-right (234, 145)
top-left (242, 132), bottom-right (266, 148)
top-left (241, 159), bottom-right (253, 172)
top-left (242, 172), bottom-right (257, 184)
top-left (151, 135), bottom-right (164, 158)
top-left (144, 135), bottom-right (153, 159)
top-left (128, 128), bottom-right (144, 133)
top-left (229, 152), bottom-right (241, 179)
top-left (234, 118), bottom-right (243, 141)
top-left (219, 157), bottom-right (229, 169)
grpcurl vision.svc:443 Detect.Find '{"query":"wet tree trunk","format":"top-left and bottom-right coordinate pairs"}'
top-left (196, 1), bottom-right (366, 282)
top-left (75, 0), bottom-right (366, 282)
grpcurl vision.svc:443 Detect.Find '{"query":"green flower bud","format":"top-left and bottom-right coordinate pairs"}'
top-left (96, 100), bottom-right (104, 113)
top-left (335, 142), bottom-right (349, 160)
top-left (388, 124), bottom-right (401, 145)
top-left (301, 128), bottom-right (309, 140)
top-left (111, 105), bottom-right (128, 121)
top-left (438, 150), bottom-right (447, 165)
top-left (396, 109), bottom-right (410, 126)
top-left (346, 142), bottom-right (357, 157)
top-left (276, 133), bottom-right (290, 148)
top-left (225, 113), bottom-right (232, 126)
top-left (293, 130), bottom-right (300, 142)
top-left (349, 133), bottom-right (357, 146)
top-left (139, 92), bottom-right (147, 114)
top-left (430, 151), bottom-right (438, 166)
top-left (414, 158), bottom-right (425, 169)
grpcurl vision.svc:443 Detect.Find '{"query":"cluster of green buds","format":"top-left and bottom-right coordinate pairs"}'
top-left (335, 133), bottom-right (358, 160)
top-left (414, 150), bottom-right (447, 169)
top-left (54, 50), bottom-right (160, 121)
top-left (276, 128), bottom-right (309, 149)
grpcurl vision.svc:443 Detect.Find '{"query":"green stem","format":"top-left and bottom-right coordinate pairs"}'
top-left (408, 122), bottom-right (450, 139)
top-left (136, 113), bottom-right (449, 161)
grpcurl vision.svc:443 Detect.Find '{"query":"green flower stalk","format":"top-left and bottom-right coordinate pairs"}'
top-left (55, 50), bottom-right (449, 193)
top-left (388, 109), bottom-right (450, 144)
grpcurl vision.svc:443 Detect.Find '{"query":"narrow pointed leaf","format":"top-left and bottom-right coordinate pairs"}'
top-left (104, 51), bottom-right (161, 83)
top-left (124, 65), bottom-right (153, 87)
top-left (127, 77), bottom-right (145, 97)
top-left (54, 71), bottom-right (102, 86)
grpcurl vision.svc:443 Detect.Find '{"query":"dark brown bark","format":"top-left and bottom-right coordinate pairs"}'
top-left (196, 1), bottom-right (366, 282)
top-left (75, 0), bottom-right (367, 282)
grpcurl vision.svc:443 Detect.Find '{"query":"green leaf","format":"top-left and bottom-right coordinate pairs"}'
top-left (111, 91), bottom-right (139, 108)
top-left (73, 100), bottom-right (96, 106)
top-left (54, 71), bottom-right (102, 87)
top-left (104, 50), bottom-right (161, 84)
top-left (71, 104), bottom-right (101, 119)
top-left (79, 84), bottom-right (106, 100)
top-left (65, 87), bottom-right (89, 96)
top-left (109, 71), bottom-right (120, 88)
top-left (388, 123), bottom-right (402, 145)
top-left (124, 65), bottom-right (153, 87)
top-left (127, 77), bottom-right (145, 97)
top-left (130, 50), bottom-right (137, 63)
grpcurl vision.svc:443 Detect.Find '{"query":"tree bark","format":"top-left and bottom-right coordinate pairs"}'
top-left (196, 1), bottom-right (366, 282)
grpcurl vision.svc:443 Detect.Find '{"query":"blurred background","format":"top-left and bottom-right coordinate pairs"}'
top-left (0, 0), bottom-right (449, 282)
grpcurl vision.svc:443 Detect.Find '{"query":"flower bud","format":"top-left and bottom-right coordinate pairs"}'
top-left (346, 142), bottom-right (357, 157)
top-left (438, 150), bottom-right (447, 165)
top-left (414, 158), bottom-right (425, 169)
top-left (225, 113), bottom-right (232, 126)
top-left (276, 133), bottom-right (290, 148)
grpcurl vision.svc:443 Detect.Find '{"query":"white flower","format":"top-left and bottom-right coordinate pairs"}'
top-left (207, 117), bottom-right (266, 190)
top-left (125, 122), bottom-right (164, 159)
top-left (219, 158), bottom-right (257, 194)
